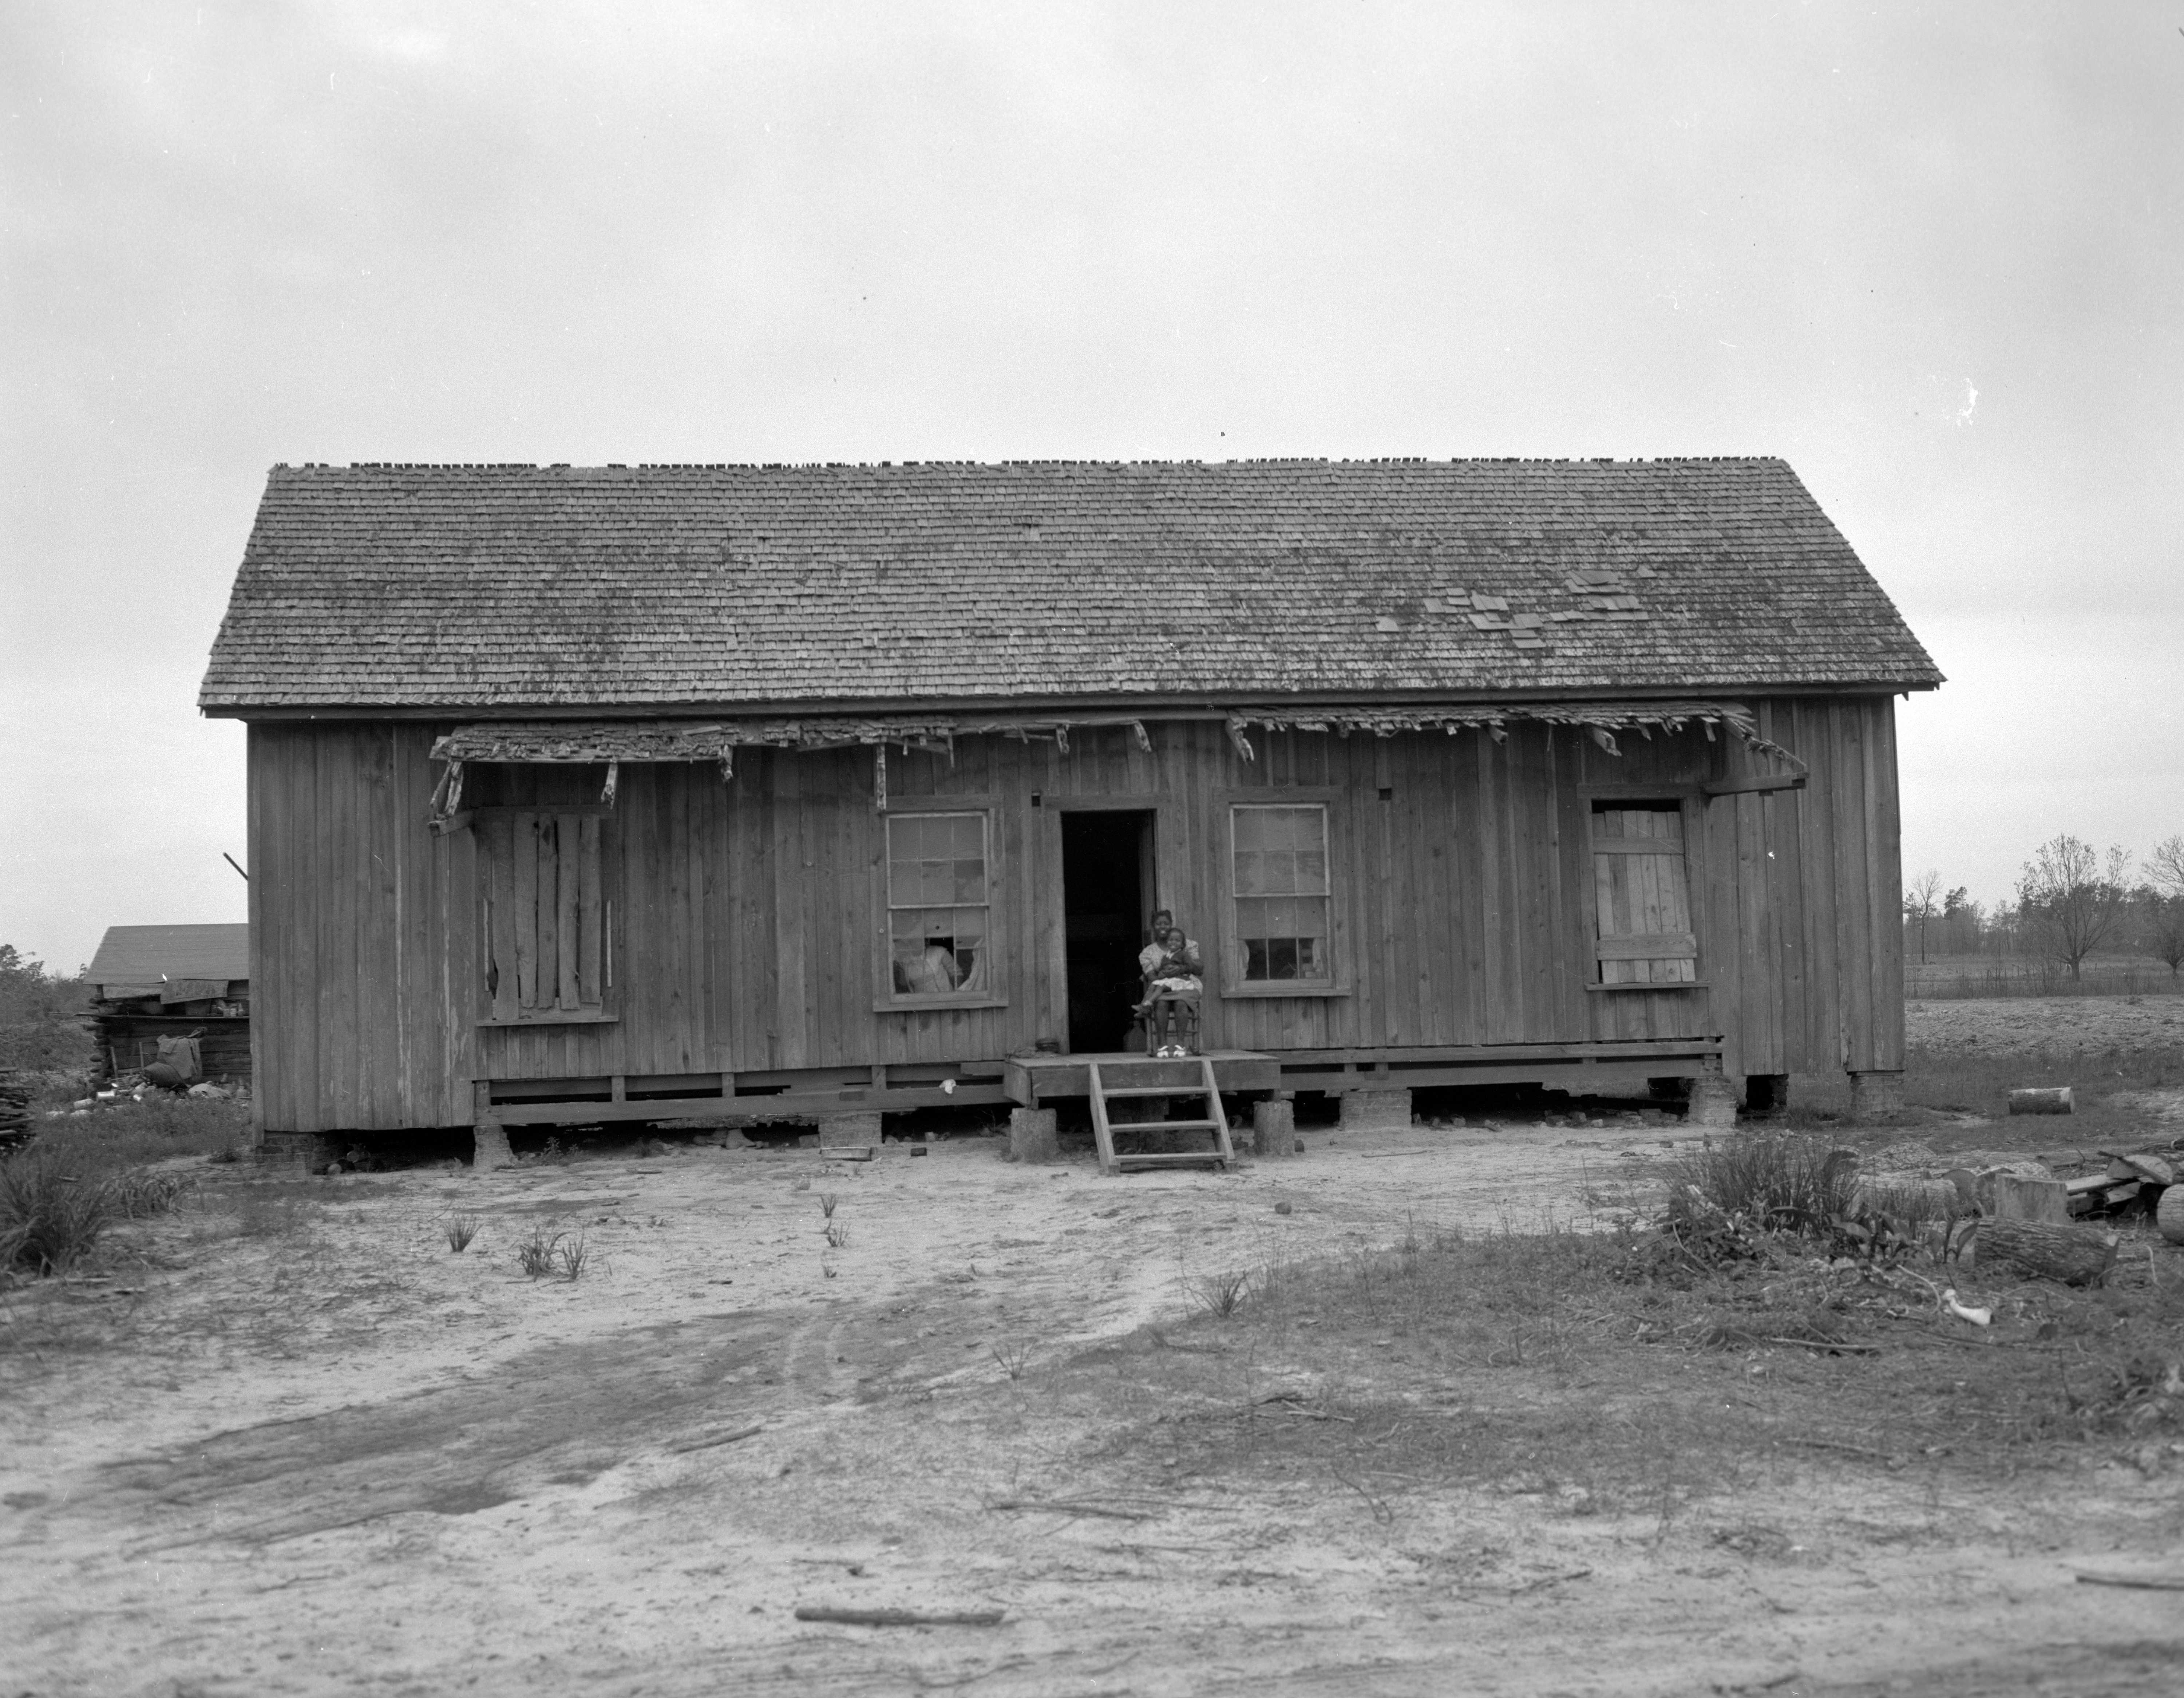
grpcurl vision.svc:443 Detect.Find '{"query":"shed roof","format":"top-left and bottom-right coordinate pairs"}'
top-left (200, 459), bottom-right (1940, 712)
top-left (86, 924), bottom-right (250, 990)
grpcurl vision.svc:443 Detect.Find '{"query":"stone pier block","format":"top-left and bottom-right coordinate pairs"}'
top-left (1686, 1074), bottom-right (1739, 1130)
top-left (1338, 1089), bottom-right (1412, 1131)
top-left (1251, 1098), bottom-right (1296, 1157)
top-left (1008, 1107), bottom-right (1060, 1164)
top-left (1850, 1070), bottom-right (1905, 1123)
top-left (470, 1123), bottom-right (515, 1171)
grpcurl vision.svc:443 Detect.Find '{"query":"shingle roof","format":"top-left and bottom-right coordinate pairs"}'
top-left (199, 459), bottom-right (1940, 712)
top-left (86, 924), bottom-right (250, 991)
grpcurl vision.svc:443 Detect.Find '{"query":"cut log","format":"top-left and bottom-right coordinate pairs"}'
top-left (1981, 1172), bottom-right (2072, 1225)
top-left (2159, 1184), bottom-right (2184, 1247)
top-left (1972, 1217), bottom-right (2118, 1286)
top-left (2007, 1087), bottom-right (2074, 1115)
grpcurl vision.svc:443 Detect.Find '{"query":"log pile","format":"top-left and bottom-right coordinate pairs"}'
top-left (0, 1069), bottom-right (31, 1150)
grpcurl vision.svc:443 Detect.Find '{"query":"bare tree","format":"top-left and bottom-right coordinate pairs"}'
top-left (2146, 834), bottom-right (2184, 979)
top-left (1902, 868), bottom-right (1942, 963)
top-left (2015, 835), bottom-right (2133, 980)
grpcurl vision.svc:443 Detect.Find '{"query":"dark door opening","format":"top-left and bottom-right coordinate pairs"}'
top-left (1061, 810), bottom-right (1156, 1054)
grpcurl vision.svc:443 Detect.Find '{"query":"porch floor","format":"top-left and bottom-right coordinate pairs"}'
top-left (1004, 1049), bottom-right (1279, 1106)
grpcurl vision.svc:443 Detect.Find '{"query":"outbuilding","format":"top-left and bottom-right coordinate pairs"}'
top-left (84, 922), bottom-right (252, 1085)
top-left (199, 459), bottom-right (1940, 1163)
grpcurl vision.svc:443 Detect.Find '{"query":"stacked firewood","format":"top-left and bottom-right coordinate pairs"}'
top-left (0, 1068), bottom-right (31, 1149)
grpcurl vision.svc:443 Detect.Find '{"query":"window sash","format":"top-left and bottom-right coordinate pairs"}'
top-left (886, 810), bottom-right (991, 998)
top-left (1590, 805), bottom-right (1696, 984)
top-left (1231, 803), bottom-right (1333, 984)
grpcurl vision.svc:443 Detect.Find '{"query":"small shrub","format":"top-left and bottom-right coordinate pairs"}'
top-left (824, 1221), bottom-right (850, 1249)
top-left (819, 1192), bottom-right (839, 1219)
top-left (557, 1233), bottom-right (588, 1281)
top-left (992, 1339), bottom-right (1033, 1380)
top-left (445, 1213), bottom-right (481, 1253)
top-left (1193, 1268), bottom-right (1250, 1319)
top-left (1660, 1132), bottom-right (1857, 1254)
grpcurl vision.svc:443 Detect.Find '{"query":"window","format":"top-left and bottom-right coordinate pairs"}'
top-left (479, 809), bottom-right (613, 1022)
top-left (1231, 803), bottom-right (1332, 983)
top-left (1590, 803), bottom-right (1697, 984)
top-left (885, 810), bottom-right (990, 999)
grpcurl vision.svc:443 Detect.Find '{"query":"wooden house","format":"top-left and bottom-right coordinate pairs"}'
top-left (84, 923), bottom-right (252, 1083)
top-left (198, 459), bottom-right (1940, 1161)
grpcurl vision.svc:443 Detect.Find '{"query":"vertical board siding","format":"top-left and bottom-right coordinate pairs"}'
top-left (246, 696), bottom-right (1907, 1131)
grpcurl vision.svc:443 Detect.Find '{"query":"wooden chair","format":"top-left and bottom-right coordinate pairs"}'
top-left (1144, 991), bottom-right (1202, 1055)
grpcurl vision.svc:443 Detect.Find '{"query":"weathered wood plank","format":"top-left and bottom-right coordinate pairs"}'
top-left (578, 813), bottom-right (603, 1007)
top-left (513, 811), bottom-right (539, 1010)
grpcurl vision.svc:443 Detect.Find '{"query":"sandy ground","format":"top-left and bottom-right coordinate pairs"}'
top-left (5, 1038), bottom-right (2183, 1694)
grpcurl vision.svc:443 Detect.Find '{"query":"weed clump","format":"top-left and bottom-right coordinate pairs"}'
top-left (445, 1213), bottom-right (481, 1252)
top-left (517, 1225), bottom-right (587, 1280)
top-left (0, 1147), bottom-right (115, 1275)
top-left (0, 1145), bottom-right (193, 1276)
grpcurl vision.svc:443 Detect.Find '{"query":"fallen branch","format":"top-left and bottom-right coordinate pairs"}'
top-left (986, 1499), bottom-right (1156, 1521)
top-left (2071, 1569), bottom-right (2184, 1593)
top-left (1783, 1436), bottom-right (1895, 1462)
top-left (669, 1423), bottom-right (764, 1454)
top-left (1761, 1336), bottom-right (1882, 1355)
top-left (1506, 1565), bottom-right (1592, 1596)
top-left (794, 1605), bottom-right (1006, 1627)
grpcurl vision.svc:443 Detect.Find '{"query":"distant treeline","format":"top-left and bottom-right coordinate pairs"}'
top-left (1903, 833), bottom-right (2184, 983)
top-left (0, 945), bottom-right (94, 1073)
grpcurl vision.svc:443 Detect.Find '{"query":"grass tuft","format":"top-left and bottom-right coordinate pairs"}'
top-left (517, 1225), bottom-right (560, 1279)
top-left (824, 1221), bottom-right (850, 1249)
top-left (1192, 1268), bottom-right (1251, 1318)
top-left (445, 1212), bottom-right (481, 1253)
top-left (0, 1147), bottom-right (116, 1275)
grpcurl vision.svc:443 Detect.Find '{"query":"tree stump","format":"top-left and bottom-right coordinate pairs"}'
top-left (1973, 1217), bottom-right (2118, 1286)
top-left (2007, 1086), bottom-right (2074, 1115)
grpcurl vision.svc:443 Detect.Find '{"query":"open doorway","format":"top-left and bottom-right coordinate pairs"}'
top-left (1061, 810), bottom-right (1156, 1054)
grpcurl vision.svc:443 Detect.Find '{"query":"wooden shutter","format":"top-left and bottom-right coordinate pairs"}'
top-left (482, 810), bottom-right (606, 1020)
top-left (1591, 806), bottom-right (1697, 984)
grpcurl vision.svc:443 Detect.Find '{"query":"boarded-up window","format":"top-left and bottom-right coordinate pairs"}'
top-left (480, 811), bottom-right (610, 1021)
top-left (1232, 803), bottom-right (1332, 983)
top-left (1590, 803), bottom-right (1696, 984)
top-left (886, 811), bottom-right (990, 998)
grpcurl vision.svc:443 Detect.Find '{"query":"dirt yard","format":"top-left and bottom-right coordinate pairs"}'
top-left (5, 1004), bottom-right (2183, 1697)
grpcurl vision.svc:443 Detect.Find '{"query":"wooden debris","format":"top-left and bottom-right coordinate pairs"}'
top-left (2007, 1086), bottom-right (2074, 1115)
top-left (794, 1605), bottom-right (1007, 1627)
top-left (986, 1498), bottom-right (1157, 1521)
top-left (2104, 1150), bottom-right (2176, 1187)
top-left (668, 1423), bottom-right (764, 1454)
top-left (2070, 1569), bottom-right (2184, 1593)
top-left (1973, 1217), bottom-right (2118, 1286)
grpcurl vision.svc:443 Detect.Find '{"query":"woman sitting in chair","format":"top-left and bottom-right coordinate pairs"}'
top-left (1135, 925), bottom-right (1204, 1055)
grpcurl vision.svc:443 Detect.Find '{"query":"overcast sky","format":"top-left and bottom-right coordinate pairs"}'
top-left (4, 1), bottom-right (2180, 972)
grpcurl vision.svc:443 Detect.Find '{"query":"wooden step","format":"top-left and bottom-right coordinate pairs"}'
top-left (1114, 1118), bottom-right (1219, 1133)
top-left (1115, 1152), bottom-right (1229, 1168)
top-left (1100, 1084), bottom-right (1204, 1099)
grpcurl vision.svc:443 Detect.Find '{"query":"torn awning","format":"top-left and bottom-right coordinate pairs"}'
top-left (1221, 700), bottom-right (1805, 776)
